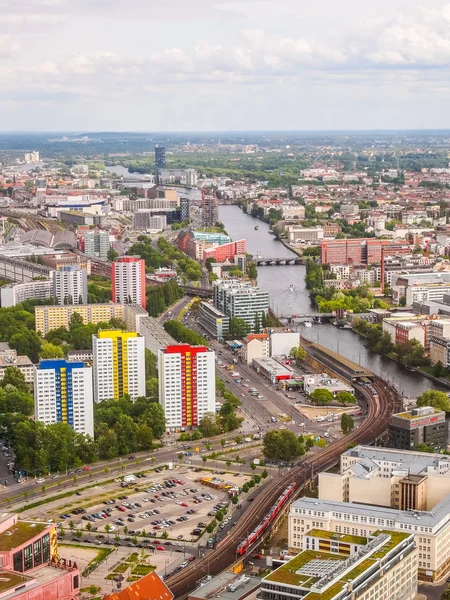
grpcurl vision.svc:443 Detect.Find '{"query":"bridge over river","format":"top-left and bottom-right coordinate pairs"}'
top-left (253, 256), bottom-right (305, 265)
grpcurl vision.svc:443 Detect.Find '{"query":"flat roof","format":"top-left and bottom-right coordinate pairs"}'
top-left (306, 343), bottom-right (373, 378)
top-left (0, 570), bottom-right (31, 594)
top-left (0, 521), bottom-right (49, 551)
top-left (189, 573), bottom-right (261, 600)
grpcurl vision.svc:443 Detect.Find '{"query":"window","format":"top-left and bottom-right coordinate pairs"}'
top-left (33, 539), bottom-right (42, 566)
top-left (42, 534), bottom-right (50, 562)
top-left (24, 545), bottom-right (33, 571)
top-left (13, 551), bottom-right (23, 572)
top-left (73, 575), bottom-right (79, 589)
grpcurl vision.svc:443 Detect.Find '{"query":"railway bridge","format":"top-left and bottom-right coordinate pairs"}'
top-left (166, 371), bottom-right (400, 598)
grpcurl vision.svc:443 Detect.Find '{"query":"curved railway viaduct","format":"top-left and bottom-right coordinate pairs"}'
top-left (166, 375), bottom-right (401, 598)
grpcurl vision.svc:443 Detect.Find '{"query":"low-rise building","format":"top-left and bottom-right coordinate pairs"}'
top-left (0, 352), bottom-right (34, 385)
top-left (303, 373), bottom-right (354, 395)
top-left (241, 333), bottom-right (269, 365)
top-left (262, 528), bottom-right (417, 600)
top-left (252, 357), bottom-right (293, 382)
top-left (286, 225), bottom-right (324, 244)
top-left (268, 328), bottom-right (300, 357)
top-left (35, 303), bottom-right (125, 336)
top-left (389, 406), bottom-right (447, 451)
top-left (103, 571), bottom-right (172, 600)
top-left (429, 335), bottom-right (450, 366)
top-left (187, 573), bottom-right (260, 600)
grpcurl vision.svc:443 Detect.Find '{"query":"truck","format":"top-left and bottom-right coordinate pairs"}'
top-left (121, 474), bottom-right (136, 487)
top-left (231, 372), bottom-right (240, 378)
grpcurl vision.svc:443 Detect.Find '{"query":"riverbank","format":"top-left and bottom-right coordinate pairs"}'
top-left (350, 325), bottom-right (450, 390)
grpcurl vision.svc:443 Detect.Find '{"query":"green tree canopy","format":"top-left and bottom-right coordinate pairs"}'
top-left (309, 388), bottom-right (334, 405)
top-left (263, 430), bottom-right (304, 462)
top-left (416, 390), bottom-right (450, 412)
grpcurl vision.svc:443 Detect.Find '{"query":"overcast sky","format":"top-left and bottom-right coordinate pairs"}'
top-left (1, 0), bottom-right (450, 132)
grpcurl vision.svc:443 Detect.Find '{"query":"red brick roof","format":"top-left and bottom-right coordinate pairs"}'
top-left (103, 572), bottom-right (173, 600)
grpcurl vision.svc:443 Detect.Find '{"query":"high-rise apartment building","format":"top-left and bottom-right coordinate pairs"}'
top-left (93, 330), bottom-right (145, 402)
top-left (155, 145), bottom-right (166, 169)
top-left (185, 169), bottom-right (197, 187)
top-left (112, 256), bottom-right (146, 309)
top-left (34, 359), bottom-right (94, 437)
top-left (158, 344), bottom-right (215, 431)
top-left (202, 193), bottom-right (218, 226)
top-left (82, 230), bottom-right (110, 259)
top-left (50, 266), bottom-right (87, 305)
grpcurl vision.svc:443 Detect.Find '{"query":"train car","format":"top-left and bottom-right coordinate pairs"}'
top-left (236, 483), bottom-right (297, 555)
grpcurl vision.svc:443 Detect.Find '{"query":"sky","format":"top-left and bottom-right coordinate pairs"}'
top-left (1, 0), bottom-right (450, 132)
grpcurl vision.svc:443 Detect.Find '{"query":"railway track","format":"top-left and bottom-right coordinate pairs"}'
top-left (166, 375), bottom-right (400, 599)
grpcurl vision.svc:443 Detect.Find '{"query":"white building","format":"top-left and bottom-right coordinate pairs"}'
top-left (0, 280), bottom-right (52, 307)
top-left (93, 330), bottom-right (145, 402)
top-left (34, 359), bottom-right (94, 437)
top-left (158, 344), bottom-right (215, 431)
top-left (213, 280), bottom-right (269, 331)
top-left (269, 329), bottom-right (300, 357)
top-left (50, 266), bottom-right (87, 305)
top-left (82, 230), bottom-right (110, 260)
top-left (185, 169), bottom-right (198, 187)
top-left (241, 333), bottom-right (269, 365)
top-left (112, 257), bottom-right (146, 309)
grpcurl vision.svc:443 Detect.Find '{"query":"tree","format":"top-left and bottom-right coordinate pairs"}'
top-left (416, 390), bottom-right (450, 413)
top-left (290, 346), bottom-right (306, 361)
top-left (399, 296), bottom-right (407, 307)
top-left (309, 388), bottom-right (334, 405)
top-left (0, 366), bottom-right (29, 393)
top-left (230, 317), bottom-right (251, 339)
top-left (9, 330), bottom-right (42, 362)
top-left (253, 312), bottom-right (261, 334)
top-left (439, 586), bottom-right (450, 600)
top-left (137, 424), bottom-right (153, 451)
top-left (107, 248), bottom-right (118, 262)
top-left (263, 430), bottom-right (304, 462)
top-left (115, 414), bottom-right (138, 455)
top-left (140, 403), bottom-right (166, 438)
top-left (247, 263), bottom-right (258, 280)
top-left (198, 413), bottom-right (221, 437)
top-left (39, 342), bottom-right (65, 359)
top-left (69, 312), bottom-right (84, 332)
top-left (336, 392), bottom-right (357, 406)
top-left (341, 413), bottom-right (354, 434)
top-left (415, 443), bottom-right (434, 453)
top-left (432, 361), bottom-right (448, 378)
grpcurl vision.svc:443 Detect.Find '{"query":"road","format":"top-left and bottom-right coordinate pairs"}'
top-left (0, 430), bottom-right (259, 506)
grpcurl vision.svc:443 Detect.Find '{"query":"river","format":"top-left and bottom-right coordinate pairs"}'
top-left (219, 204), bottom-right (441, 398)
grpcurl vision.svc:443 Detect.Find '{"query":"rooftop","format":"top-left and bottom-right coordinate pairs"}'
top-left (264, 529), bottom-right (411, 599)
top-left (394, 408), bottom-right (442, 419)
top-left (188, 573), bottom-right (261, 600)
top-left (307, 529), bottom-right (367, 545)
top-left (103, 571), bottom-right (173, 600)
top-left (0, 570), bottom-right (31, 594)
top-left (0, 521), bottom-right (49, 551)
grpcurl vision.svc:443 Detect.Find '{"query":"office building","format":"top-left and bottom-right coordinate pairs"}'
top-left (262, 528), bottom-right (417, 600)
top-left (213, 279), bottom-right (269, 331)
top-left (0, 280), bottom-right (52, 307)
top-left (50, 266), bottom-right (87, 305)
top-left (202, 194), bottom-right (218, 226)
top-left (93, 330), bottom-right (145, 402)
top-left (430, 335), bottom-right (450, 367)
top-left (158, 344), bottom-right (215, 431)
top-left (81, 230), bottom-right (110, 260)
top-left (133, 211), bottom-right (167, 232)
top-left (289, 493), bottom-right (450, 581)
top-left (185, 169), bottom-right (197, 187)
top-left (188, 573), bottom-right (260, 600)
top-left (286, 225), bottom-right (324, 244)
top-left (197, 302), bottom-right (230, 339)
top-left (180, 197), bottom-right (190, 221)
top-left (202, 240), bottom-right (247, 263)
top-left (319, 445), bottom-right (450, 510)
top-left (112, 256), bottom-right (146, 309)
top-left (391, 271), bottom-right (450, 305)
top-left (389, 406), bottom-right (447, 451)
top-left (0, 511), bottom-right (80, 600)
top-left (35, 303), bottom-right (124, 336)
top-left (34, 359), bottom-right (94, 437)
top-left (321, 239), bottom-right (412, 265)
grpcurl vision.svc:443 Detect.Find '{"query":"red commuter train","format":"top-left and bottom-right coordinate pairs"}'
top-left (236, 482), bottom-right (297, 555)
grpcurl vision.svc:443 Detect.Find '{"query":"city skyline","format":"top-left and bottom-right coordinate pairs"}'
top-left (2, 0), bottom-right (450, 131)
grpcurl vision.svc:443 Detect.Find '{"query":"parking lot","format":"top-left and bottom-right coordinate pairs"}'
top-left (55, 467), bottom-right (250, 545)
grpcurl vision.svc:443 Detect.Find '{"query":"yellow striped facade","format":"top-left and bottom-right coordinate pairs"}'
top-left (97, 330), bottom-right (138, 400)
top-left (60, 367), bottom-right (67, 424)
top-left (185, 352), bottom-right (192, 426)
top-left (35, 304), bottom-right (124, 336)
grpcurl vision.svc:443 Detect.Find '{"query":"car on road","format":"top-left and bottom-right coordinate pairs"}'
top-left (156, 546), bottom-right (166, 551)
top-left (82, 466), bottom-right (89, 471)
top-left (36, 478), bottom-right (45, 484)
